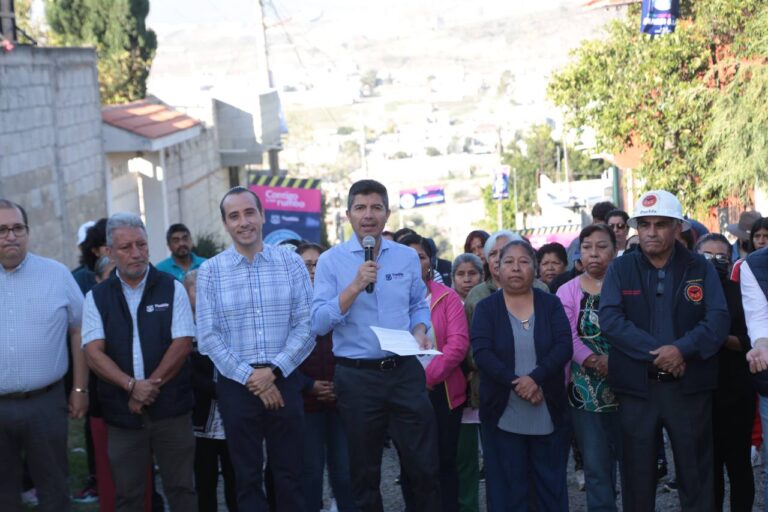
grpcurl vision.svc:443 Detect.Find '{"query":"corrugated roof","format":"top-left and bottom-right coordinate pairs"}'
top-left (102, 98), bottom-right (201, 139)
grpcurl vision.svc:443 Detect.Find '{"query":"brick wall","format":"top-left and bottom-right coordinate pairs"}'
top-left (0, 46), bottom-right (107, 268)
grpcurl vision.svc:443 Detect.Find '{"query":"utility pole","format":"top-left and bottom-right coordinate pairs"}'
top-left (0, 0), bottom-right (17, 43)
top-left (254, 0), bottom-right (281, 176)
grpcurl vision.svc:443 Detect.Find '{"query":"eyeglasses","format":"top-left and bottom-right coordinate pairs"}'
top-left (608, 222), bottom-right (627, 231)
top-left (702, 252), bottom-right (729, 264)
top-left (0, 224), bottom-right (27, 238)
top-left (656, 269), bottom-right (666, 296)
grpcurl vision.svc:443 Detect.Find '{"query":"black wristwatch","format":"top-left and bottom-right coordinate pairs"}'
top-left (268, 364), bottom-right (283, 379)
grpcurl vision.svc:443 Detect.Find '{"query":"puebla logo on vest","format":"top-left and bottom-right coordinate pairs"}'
top-left (146, 303), bottom-right (170, 313)
top-left (685, 283), bottom-right (703, 303)
top-left (642, 194), bottom-right (657, 207)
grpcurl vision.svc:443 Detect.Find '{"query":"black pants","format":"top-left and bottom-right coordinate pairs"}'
top-left (402, 387), bottom-right (462, 512)
top-left (217, 373), bottom-right (304, 512)
top-left (0, 381), bottom-right (69, 512)
top-left (618, 383), bottom-right (715, 512)
top-left (194, 437), bottom-right (238, 512)
top-left (713, 384), bottom-right (755, 512)
top-left (334, 357), bottom-right (441, 512)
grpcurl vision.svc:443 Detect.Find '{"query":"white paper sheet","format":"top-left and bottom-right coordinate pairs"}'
top-left (370, 326), bottom-right (442, 356)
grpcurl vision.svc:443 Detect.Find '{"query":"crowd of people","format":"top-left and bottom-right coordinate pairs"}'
top-left (3, 179), bottom-right (768, 512)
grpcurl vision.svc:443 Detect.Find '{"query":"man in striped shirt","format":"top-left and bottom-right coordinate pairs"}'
top-left (196, 186), bottom-right (314, 511)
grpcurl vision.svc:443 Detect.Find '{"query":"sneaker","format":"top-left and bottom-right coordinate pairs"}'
top-left (21, 488), bottom-right (38, 507)
top-left (656, 460), bottom-right (668, 482)
top-left (575, 469), bottom-right (586, 491)
top-left (752, 445), bottom-right (763, 467)
top-left (71, 486), bottom-right (99, 504)
top-left (663, 480), bottom-right (678, 492)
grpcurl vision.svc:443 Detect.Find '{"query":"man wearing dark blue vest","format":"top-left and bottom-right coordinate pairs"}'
top-left (599, 190), bottom-right (729, 512)
top-left (82, 212), bottom-right (198, 512)
top-left (740, 240), bottom-right (768, 509)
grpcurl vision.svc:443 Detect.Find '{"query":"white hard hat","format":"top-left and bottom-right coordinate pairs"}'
top-left (77, 220), bottom-right (96, 246)
top-left (628, 190), bottom-right (690, 231)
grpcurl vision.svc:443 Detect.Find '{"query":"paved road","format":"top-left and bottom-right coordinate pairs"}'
top-left (213, 439), bottom-right (766, 510)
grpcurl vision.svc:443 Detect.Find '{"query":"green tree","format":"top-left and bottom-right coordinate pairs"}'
top-left (46, 0), bottom-right (157, 104)
top-left (548, 0), bottom-right (768, 213)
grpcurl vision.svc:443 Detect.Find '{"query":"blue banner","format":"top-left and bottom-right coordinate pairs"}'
top-left (262, 211), bottom-right (323, 245)
top-left (641, 0), bottom-right (679, 35)
top-left (399, 186), bottom-right (446, 209)
top-left (492, 170), bottom-right (509, 200)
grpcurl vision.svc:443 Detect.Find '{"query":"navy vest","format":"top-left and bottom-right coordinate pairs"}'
top-left (746, 248), bottom-right (768, 300)
top-left (745, 248), bottom-right (768, 395)
top-left (607, 244), bottom-right (718, 396)
top-left (91, 265), bottom-right (193, 429)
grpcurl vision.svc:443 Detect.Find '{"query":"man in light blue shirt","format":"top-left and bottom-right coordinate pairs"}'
top-left (155, 223), bottom-right (207, 281)
top-left (312, 179), bottom-right (440, 512)
top-left (196, 186), bottom-right (314, 511)
top-left (0, 199), bottom-right (89, 512)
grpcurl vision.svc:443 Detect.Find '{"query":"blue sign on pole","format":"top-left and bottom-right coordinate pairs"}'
top-left (641, 0), bottom-right (679, 35)
top-left (492, 169), bottom-right (509, 200)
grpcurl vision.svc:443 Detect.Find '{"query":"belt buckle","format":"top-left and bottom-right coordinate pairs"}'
top-left (379, 358), bottom-right (396, 371)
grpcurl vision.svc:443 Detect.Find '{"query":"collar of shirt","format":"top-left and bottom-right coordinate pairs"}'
top-left (169, 252), bottom-right (205, 270)
top-left (226, 244), bottom-right (273, 267)
top-left (116, 268), bottom-right (149, 291)
top-left (0, 252), bottom-right (30, 275)
top-left (344, 235), bottom-right (391, 258)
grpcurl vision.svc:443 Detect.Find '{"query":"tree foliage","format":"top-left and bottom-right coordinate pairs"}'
top-left (46, 0), bottom-right (157, 104)
top-left (548, 0), bottom-right (768, 213)
top-left (483, 123), bottom-right (605, 228)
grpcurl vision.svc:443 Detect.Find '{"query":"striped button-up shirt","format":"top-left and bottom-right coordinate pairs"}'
top-left (0, 253), bottom-right (84, 393)
top-left (196, 244), bottom-right (314, 385)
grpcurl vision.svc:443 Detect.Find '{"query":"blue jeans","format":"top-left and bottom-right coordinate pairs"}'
top-left (571, 407), bottom-right (622, 512)
top-left (303, 409), bottom-right (357, 512)
top-left (760, 396), bottom-right (768, 512)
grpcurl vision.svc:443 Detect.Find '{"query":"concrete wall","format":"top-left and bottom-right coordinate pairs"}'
top-left (163, 126), bottom-right (230, 253)
top-left (0, 46), bottom-right (107, 268)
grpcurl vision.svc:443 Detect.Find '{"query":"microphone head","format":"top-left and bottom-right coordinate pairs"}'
top-left (362, 236), bottom-right (376, 248)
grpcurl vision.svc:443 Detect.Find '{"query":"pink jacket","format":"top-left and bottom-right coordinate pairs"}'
top-left (426, 281), bottom-right (469, 409)
top-left (555, 275), bottom-right (595, 368)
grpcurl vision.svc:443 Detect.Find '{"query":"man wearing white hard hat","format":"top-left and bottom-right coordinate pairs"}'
top-left (599, 190), bottom-right (729, 512)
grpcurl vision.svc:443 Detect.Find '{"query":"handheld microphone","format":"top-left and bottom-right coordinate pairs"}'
top-left (363, 235), bottom-right (376, 294)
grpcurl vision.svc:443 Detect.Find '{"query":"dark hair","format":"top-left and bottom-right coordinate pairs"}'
top-left (579, 224), bottom-right (617, 248)
top-left (297, 242), bottom-right (325, 256)
top-left (591, 201), bottom-right (618, 223)
top-left (463, 230), bottom-right (490, 254)
top-left (382, 230), bottom-right (395, 239)
top-left (219, 186), bottom-right (264, 220)
top-left (398, 233), bottom-right (434, 260)
top-left (347, 179), bottom-right (389, 212)
top-left (0, 199), bottom-right (28, 227)
top-left (393, 228), bottom-right (417, 242)
top-left (750, 217), bottom-right (768, 252)
top-left (166, 223), bottom-right (190, 243)
top-left (605, 209), bottom-right (629, 223)
top-left (678, 229), bottom-right (696, 250)
top-left (81, 218), bottom-right (108, 270)
top-left (498, 240), bottom-right (537, 267)
top-left (536, 242), bottom-right (567, 266)
top-left (694, 233), bottom-right (731, 257)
